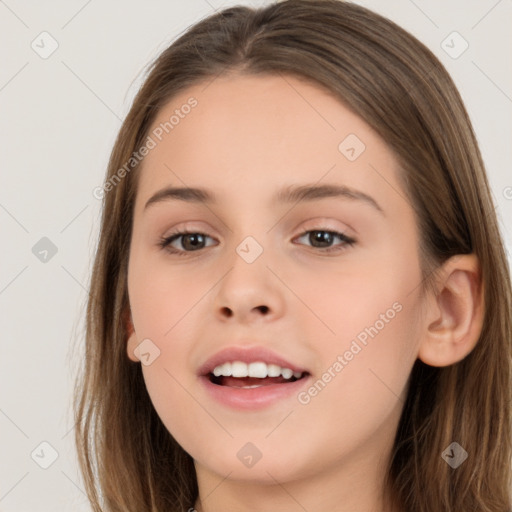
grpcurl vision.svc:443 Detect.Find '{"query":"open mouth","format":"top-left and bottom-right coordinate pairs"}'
top-left (200, 358), bottom-right (311, 409)
top-left (209, 373), bottom-right (309, 388)
top-left (207, 361), bottom-right (310, 389)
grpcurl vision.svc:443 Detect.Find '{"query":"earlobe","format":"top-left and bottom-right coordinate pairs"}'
top-left (417, 254), bottom-right (485, 367)
top-left (124, 309), bottom-right (140, 363)
top-left (127, 330), bottom-right (140, 362)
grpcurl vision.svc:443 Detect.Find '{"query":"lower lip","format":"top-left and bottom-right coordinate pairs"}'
top-left (200, 375), bottom-right (311, 410)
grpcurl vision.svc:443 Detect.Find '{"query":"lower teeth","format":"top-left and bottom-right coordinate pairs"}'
top-left (208, 374), bottom-right (305, 386)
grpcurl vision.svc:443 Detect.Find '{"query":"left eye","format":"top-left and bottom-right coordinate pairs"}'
top-left (294, 229), bottom-right (355, 253)
top-left (158, 229), bottom-right (355, 256)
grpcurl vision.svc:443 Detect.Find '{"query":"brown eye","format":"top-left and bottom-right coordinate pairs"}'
top-left (294, 229), bottom-right (356, 253)
top-left (159, 231), bottom-right (216, 255)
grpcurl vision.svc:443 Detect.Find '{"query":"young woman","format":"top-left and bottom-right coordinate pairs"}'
top-left (74, 1), bottom-right (512, 511)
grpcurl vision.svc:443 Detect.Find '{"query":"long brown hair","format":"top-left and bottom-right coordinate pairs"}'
top-left (73, 1), bottom-right (512, 510)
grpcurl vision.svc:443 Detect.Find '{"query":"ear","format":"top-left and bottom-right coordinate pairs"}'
top-left (417, 254), bottom-right (485, 367)
top-left (123, 307), bottom-right (140, 363)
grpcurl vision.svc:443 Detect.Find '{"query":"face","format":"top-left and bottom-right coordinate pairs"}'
top-left (126, 73), bottom-right (425, 484)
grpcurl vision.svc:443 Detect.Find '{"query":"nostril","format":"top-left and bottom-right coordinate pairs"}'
top-left (257, 305), bottom-right (269, 313)
top-left (220, 307), bottom-right (233, 317)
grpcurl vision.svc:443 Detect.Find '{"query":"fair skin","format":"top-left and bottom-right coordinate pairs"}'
top-left (125, 73), bottom-right (484, 512)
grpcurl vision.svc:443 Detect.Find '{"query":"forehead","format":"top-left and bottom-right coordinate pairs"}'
top-left (134, 72), bottom-right (402, 213)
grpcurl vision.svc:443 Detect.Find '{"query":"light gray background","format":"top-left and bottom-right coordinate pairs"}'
top-left (1, 1), bottom-right (511, 510)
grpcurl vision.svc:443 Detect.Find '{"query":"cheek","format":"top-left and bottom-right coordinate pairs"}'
top-left (294, 248), bottom-right (423, 409)
top-left (290, 294), bottom-right (422, 477)
top-left (128, 251), bottom-right (209, 340)
top-left (127, 252), bottom-right (222, 447)
top-left (291, 254), bottom-right (419, 348)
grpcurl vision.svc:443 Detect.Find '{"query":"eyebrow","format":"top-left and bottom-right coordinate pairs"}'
top-left (144, 183), bottom-right (384, 214)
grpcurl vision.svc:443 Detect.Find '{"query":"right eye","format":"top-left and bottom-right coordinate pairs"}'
top-left (158, 231), bottom-right (217, 256)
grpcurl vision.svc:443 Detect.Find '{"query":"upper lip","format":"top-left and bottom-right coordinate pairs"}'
top-left (198, 344), bottom-right (309, 376)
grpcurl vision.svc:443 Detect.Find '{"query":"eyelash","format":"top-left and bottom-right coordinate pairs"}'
top-left (158, 228), bottom-right (356, 256)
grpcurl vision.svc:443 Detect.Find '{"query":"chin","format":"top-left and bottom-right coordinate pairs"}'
top-left (194, 449), bottom-right (311, 484)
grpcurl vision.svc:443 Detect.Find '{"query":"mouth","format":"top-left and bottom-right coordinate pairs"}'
top-left (207, 361), bottom-right (310, 389)
top-left (198, 346), bottom-right (311, 409)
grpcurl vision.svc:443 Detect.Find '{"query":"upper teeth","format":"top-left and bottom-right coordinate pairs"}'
top-left (212, 361), bottom-right (302, 379)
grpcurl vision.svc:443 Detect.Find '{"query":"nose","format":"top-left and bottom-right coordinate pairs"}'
top-left (212, 244), bottom-right (285, 324)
